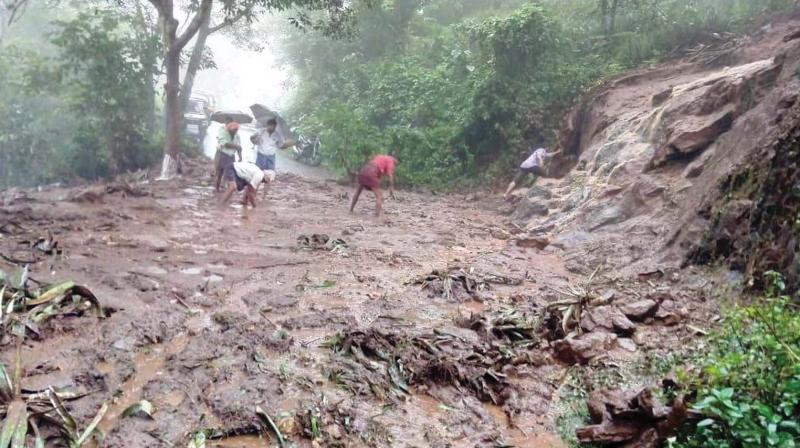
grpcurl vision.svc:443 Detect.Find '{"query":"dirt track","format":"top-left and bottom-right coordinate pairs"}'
top-left (2, 158), bottom-right (596, 447)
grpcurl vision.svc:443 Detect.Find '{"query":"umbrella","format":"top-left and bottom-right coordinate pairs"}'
top-left (210, 110), bottom-right (253, 124)
top-left (250, 104), bottom-right (295, 141)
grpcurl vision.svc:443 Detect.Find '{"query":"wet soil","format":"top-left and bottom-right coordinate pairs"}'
top-left (0, 158), bottom-right (587, 447)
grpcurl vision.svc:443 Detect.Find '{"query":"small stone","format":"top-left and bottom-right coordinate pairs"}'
top-left (516, 236), bottom-right (550, 249)
top-left (327, 424), bottom-right (343, 439)
top-left (553, 332), bottom-right (617, 365)
top-left (617, 338), bottom-right (637, 352)
top-left (620, 299), bottom-right (659, 321)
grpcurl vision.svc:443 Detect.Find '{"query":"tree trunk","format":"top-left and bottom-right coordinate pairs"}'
top-left (154, 0), bottom-right (213, 179)
top-left (609, 0), bottom-right (620, 35)
top-left (162, 47), bottom-right (182, 176)
top-left (179, 10), bottom-right (212, 114)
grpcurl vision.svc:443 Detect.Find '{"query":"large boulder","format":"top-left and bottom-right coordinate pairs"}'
top-left (647, 58), bottom-right (781, 168)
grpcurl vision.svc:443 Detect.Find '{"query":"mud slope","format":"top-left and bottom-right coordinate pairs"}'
top-left (515, 16), bottom-right (800, 284)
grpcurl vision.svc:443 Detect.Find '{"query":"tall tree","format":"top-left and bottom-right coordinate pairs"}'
top-left (146, 0), bottom-right (368, 179)
top-left (147, 0), bottom-right (212, 178)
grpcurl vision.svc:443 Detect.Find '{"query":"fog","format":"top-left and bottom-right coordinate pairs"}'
top-left (193, 32), bottom-right (290, 113)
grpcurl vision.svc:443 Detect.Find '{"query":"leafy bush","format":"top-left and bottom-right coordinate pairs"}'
top-left (675, 272), bottom-right (800, 447)
top-left (0, 8), bottom-right (160, 188)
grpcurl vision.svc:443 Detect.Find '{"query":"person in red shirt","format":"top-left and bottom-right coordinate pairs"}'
top-left (350, 154), bottom-right (398, 216)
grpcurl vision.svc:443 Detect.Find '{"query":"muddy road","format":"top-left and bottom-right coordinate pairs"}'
top-left (1, 162), bottom-right (587, 447)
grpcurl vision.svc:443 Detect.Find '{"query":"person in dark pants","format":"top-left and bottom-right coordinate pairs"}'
top-left (214, 121), bottom-right (242, 192)
top-left (219, 161), bottom-right (275, 208)
top-left (350, 154), bottom-right (398, 216)
top-left (504, 147), bottom-right (561, 200)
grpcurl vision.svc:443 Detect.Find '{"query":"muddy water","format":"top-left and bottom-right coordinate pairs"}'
top-left (208, 435), bottom-right (267, 448)
top-left (97, 335), bottom-right (189, 435)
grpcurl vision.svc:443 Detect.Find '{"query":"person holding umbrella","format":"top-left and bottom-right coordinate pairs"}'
top-left (250, 118), bottom-right (289, 171)
top-left (214, 118), bottom-right (243, 192)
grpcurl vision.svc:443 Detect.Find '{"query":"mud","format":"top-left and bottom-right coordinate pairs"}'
top-left (7, 17), bottom-right (800, 448)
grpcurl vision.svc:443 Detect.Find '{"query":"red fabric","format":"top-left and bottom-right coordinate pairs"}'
top-left (358, 163), bottom-right (380, 190)
top-left (370, 155), bottom-right (397, 177)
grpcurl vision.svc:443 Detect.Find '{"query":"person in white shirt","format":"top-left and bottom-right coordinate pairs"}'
top-left (250, 118), bottom-right (288, 171)
top-left (504, 146), bottom-right (561, 200)
top-left (219, 161), bottom-right (275, 208)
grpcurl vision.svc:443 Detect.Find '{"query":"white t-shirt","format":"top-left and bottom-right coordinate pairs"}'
top-left (233, 162), bottom-right (265, 188)
top-left (255, 129), bottom-right (283, 156)
top-left (520, 148), bottom-right (548, 169)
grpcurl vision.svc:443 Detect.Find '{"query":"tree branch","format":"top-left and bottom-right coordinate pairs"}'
top-left (146, 0), bottom-right (166, 16)
top-left (173, 0), bottom-right (213, 51)
top-left (208, 9), bottom-right (248, 34)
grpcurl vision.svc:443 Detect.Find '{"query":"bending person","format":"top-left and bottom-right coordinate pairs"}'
top-left (219, 161), bottom-right (275, 208)
top-left (504, 146), bottom-right (561, 200)
top-left (350, 154), bottom-right (398, 217)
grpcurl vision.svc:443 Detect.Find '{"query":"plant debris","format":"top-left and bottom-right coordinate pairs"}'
top-left (463, 306), bottom-right (542, 347)
top-left (122, 399), bottom-right (156, 420)
top-left (0, 274), bottom-right (104, 342)
top-left (296, 234), bottom-right (348, 254)
top-left (325, 326), bottom-right (542, 409)
top-left (410, 266), bottom-right (521, 302)
top-left (0, 348), bottom-right (108, 447)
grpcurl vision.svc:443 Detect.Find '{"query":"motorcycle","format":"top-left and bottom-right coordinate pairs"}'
top-left (291, 134), bottom-right (322, 167)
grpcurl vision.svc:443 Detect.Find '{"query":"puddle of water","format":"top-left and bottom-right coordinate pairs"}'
top-left (180, 266), bottom-right (204, 275)
top-left (208, 435), bottom-right (267, 448)
top-left (97, 334), bottom-right (189, 435)
top-left (204, 274), bottom-right (224, 283)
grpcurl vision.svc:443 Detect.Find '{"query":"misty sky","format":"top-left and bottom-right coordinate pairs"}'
top-left (193, 33), bottom-right (290, 113)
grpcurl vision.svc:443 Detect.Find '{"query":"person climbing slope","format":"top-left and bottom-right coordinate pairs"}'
top-left (219, 161), bottom-right (275, 208)
top-left (214, 121), bottom-right (243, 192)
top-left (350, 154), bottom-right (398, 217)
top-left (504, 146), bottom-right (561, 200)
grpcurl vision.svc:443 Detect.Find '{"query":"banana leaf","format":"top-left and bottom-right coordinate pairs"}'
top-left (0, 400), bottom-right (28, 448)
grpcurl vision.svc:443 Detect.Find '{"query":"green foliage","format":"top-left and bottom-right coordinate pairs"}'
top-left (0, 6), bottom-right (160, 188)
top-left (50, 10), bottom-right (162, 179)
top-left (674, 272), bottom-right (800, 447)
top-left (285, 0), bottom-right (798, 188)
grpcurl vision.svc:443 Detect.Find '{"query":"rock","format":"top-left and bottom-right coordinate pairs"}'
top-left (490, 228), bottom-right (512, 240)
top-left (327, 424), bottom-right (343, 439)
top-left (655, 300), bottom-right (682, 326)
top-left (683, 148), bottom-right (714, 178)
top-left (620, 299), bottom-right (659, 321)
top-left (551, 230), bottom-right (592, 250)
top-left (526, 185), bottom-right (553, 200)
top-left (668, 106), bottom-right (735, 155)
top-left (553, 332), bottom-right (617, 364)
top-left (651, 87), bottom-right (673, 106)
top-left (587, 388), bottom-right (637, 423)
top-left (512, 198), bottom-right (548, 222)
top-left (648, 59), bottom-right (780, 169)
top-left (617, 338), bottom-right (637, 352)
top-left (516, 236), bottom-right (550, 249)
top-left (778, 91), bottom-right (798, 109)
top-left (580, 306), bottom-right (636, 336)
top-left (576, 422), bottom-right (641, 444)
